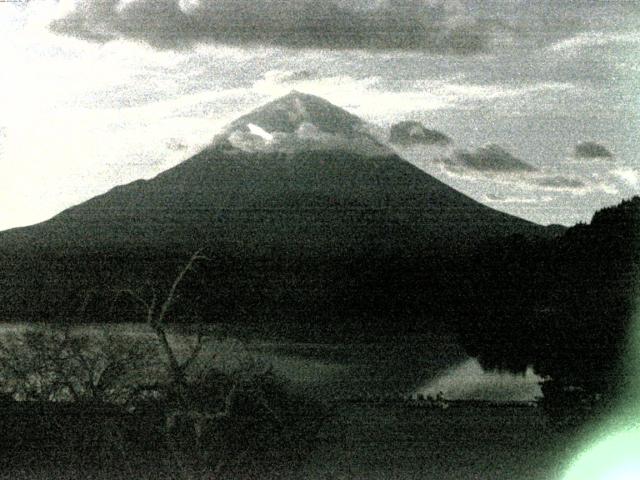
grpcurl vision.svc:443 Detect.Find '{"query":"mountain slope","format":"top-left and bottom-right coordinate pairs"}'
top-left (8, 147), bottom-right (540, 252)
top-left (0, 92), bottom-right (555, 335)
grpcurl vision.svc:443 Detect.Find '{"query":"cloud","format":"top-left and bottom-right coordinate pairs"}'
top-left (389, 121), bottom-right (451, 146)
top-left (409, 144), bottom-right (592, 194)
top-left (444, 144), bottom-right (535, 173)
top-left (252, 70), bottom-right (577, 122)
top-left (273, 70), bottom-right (320, 83)
top-left (534, 175), bottom-right (586, 191)
top-left (49, 0), bottom-right (493, 53)
top-left (484, 193), bottom-right (553, 204)
top-left (410, 140), bottom-right (623, 196)
top-left (574, 141), bottom-right (613, 159)
top-left (612, 167), bottom-right (640, 188)
top-left (548, 32), bottom-right (640, 55)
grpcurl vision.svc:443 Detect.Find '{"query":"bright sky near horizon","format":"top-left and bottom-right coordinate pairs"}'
top-left (1, 0), bottom-right (639, 230)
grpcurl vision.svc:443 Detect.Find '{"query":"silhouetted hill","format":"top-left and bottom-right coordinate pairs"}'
top-left (0, 93), bottom-right (555, 338)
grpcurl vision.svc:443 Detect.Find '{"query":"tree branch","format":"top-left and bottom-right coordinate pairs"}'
top-left (148, 250), bottom-right (208, 386)
top-left (114, 288), bottom-right (151, 312)
top-left (156, 250), bottom-right (208, 326)
top-left (179, 327), bottom-right (210, 374)
top-left (150, 322), bottom-right (183, 384)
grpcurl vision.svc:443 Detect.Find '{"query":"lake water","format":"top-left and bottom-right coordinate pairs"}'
top-left (0, 323), bottom-right (542, 402)
top-left (251, 333), bottom-right (542, 401)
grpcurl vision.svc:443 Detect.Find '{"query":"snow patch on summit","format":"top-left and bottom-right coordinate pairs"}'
top-left (247, 123), bottom-right (274, 142)
top-left (216, 91), bottom-right (392, 157)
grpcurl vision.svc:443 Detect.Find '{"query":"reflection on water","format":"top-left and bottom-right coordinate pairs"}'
top-left (415, 358), bottom-right (542, 402)
top-left (255, 342), bottom-right (542, 402)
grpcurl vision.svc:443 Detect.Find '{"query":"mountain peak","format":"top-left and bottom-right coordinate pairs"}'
top-left (231, 90), bottom-right (359, 134)
top-left (215, 91), bottom-right (391, 156)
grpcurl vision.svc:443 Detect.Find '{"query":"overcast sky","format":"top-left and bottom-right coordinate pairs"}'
top-left (1, 0), bottom-right (638, 229)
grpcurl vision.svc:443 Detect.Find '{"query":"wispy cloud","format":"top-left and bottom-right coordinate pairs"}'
top-left (484, 193), bottom-right (554, 205)
top-left (548, 31), bottom-right (640, 54)
top-left (450, 168), bottom-right (589, 193)
top-left (400, 142), bottom-right (614, 196)
top-left (251, 69), bottom-right (578, 122)
top-left (533, 175), bottom-right (586, 191)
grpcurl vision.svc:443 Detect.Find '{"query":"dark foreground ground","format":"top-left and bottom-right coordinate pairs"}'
top-left (0, 328), bottom-right (581, 479)
top-left (286, 402), bottom-right (577, 480)
top-left (0, 401), bottom-right (582, 480)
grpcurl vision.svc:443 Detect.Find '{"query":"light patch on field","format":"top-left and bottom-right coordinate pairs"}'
top-left (414, 358), bottom-right (542, 402)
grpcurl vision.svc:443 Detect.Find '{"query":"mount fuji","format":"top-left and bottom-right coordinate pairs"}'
top-left (0, 92), bottom-right (556, 337)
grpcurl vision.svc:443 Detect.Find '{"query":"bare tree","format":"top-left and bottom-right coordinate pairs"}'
top-left (118, 250), bottom-right (210, 393)
top-left (113, 250), bottom-right (326, 478)
top-left (0, 325), bottom-right (160, 403)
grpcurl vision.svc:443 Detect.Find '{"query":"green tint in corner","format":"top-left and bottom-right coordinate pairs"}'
top-left (564, 290), bottom-right (640, 480)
